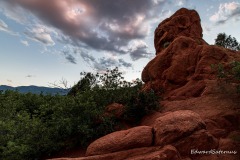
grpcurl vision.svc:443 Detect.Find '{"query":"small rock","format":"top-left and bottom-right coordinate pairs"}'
top-left (105, 103), bottom-right (125, 119)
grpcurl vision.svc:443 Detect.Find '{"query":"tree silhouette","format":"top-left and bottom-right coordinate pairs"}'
top-left (215, 33), bottom-right (240, 51)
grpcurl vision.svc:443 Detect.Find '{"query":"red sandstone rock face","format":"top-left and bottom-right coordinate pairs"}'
top-left (153, 110), bottom-right (206, 145)
top-left (196, 138), bottom-right (240, 160)
top-left (126, 145), bottom-right (181, 160)
top-left (173, 129), bottom-right (219, 157)
top-left (86, 126), bottom-right (153, 156)
top-left (105, 103), bottom-right (125, 119)
top-left (50, 145), bottom-right (181, 160)
top-left (154, 8), bottom-right (205, 53)
top-left (142, 9), bottom-right (240, 100)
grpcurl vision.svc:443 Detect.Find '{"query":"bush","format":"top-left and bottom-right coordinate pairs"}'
top-left (0, 68), bottom-right (160, 159)
top-left (212, 61), bottom-right (240, 93)
top-left (124, 90), bottom-right (160, 123)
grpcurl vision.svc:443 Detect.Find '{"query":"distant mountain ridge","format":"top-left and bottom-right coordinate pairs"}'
top-left (0, 85), bottom-right (69, 95)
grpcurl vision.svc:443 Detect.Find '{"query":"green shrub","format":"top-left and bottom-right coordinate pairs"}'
top-left (212, 61), bottom-right (240, 93)
top-left (0, 68), bottom-right (160, 160)
top-left (124, 90), bottom-right (160, 123)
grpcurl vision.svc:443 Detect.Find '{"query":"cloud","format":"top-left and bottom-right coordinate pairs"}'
top-left (3, 0), bottom-right (167, 58)
top-left (21, 40), bottom-right (29, 46)
top-left (96, 57), bottom-right (119, 70)
top-left (176, 0), bottom-right (186, 6)
top-left (65, 54), bottom-right (77, 64)
top-left (24, 25), bottom-right (55, 46)
top-left (95, 57), bottom-right (132, 71)
top-left (210, 2), bottom-right (240, 24)
top-left (0, 19), bottom-right (18, 35)
top-left (81, 52), bottom-right (96, 63)
top-left (0, 19), bottom-right (8, 32)
top-left (25, 75), bottom-right (35, 78)
top-left (0, 1), bottom-right (28, 24)
top-left (119, 59), bottom-right (132, 68)
top-left (202, 23), bottom-right (211, 35)
top-left (81, 52), bottom-right (132, 72)
top-left (127, 40), bottom-right (151, 60)
top-left (62, 50), bottom-right (77, 64)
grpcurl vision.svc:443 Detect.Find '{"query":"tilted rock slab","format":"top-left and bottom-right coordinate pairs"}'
top-left (153, 110), bottom-right (206, 145)
top-left (86, 126), bottom-right (153, 156)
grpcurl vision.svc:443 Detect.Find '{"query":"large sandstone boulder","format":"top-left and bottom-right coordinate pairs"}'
top-left (153, 110), bottom-right (206, 145)
top-left (86, 126), bottom-right (153, 156)
top-left (142, 8), bottom-right (240, 100)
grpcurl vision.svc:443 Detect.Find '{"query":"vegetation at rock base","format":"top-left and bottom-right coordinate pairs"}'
top-left (212, 61), bottom-right (240, 93)
top-left (0, 67), bottom-right (160, 160)
top-left (215, 33), bottom-right (240, 51)
top-left (212, 33), bottom-right (240, 94)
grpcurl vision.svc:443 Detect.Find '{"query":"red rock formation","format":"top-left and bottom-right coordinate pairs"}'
top-left (174, 129), bottom-right (219, 157)
top-left (126, 145), bottom-right (181, 160)
top-left (105, 103), bottom-right (125, 119)
top-left (154, 8), bottom-right (206, 53)
top-left (142, 8), bottom-right (240, 100)
top-left (86, 126), bottom-right (153, 156)
top-left (153, 110), bottom-right (206, 145)
top-left (50, 145), bottom-right (181, 160)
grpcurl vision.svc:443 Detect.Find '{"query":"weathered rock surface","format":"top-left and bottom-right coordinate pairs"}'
top-left (86, 126), bottom-right (153, 156)
top-left (154, 8), bottom-right (205, 53)
top-left (142, 8), bottom-right (240, 100)
top-left (218, 138), bottom-right (239, 154)
top-left (174, 129), bottom-right (219, 157)
top-left (126, 145), bottom-right (181, 160)
top-left (154, 110), bottom-right (206, 145)
top-left (49, 145), bottom-right (181, 160)
top-left (105, 103), bottom-right (125, 119)
top-left (196, 138), bottom-right (240, 160)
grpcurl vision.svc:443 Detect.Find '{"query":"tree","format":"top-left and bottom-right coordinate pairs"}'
top-left (68, 72), bottom-right (96, 96)
top-left (215, 33), bottom-right (240, 51)
top-left (68, 67), bottom-right (134, 96)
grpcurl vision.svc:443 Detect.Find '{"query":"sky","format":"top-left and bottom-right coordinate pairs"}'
top-left (0, 0), bottom-right (240, 87)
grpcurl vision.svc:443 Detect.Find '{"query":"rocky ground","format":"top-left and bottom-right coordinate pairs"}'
top-left (49, 8), bottom-right (240, 160)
